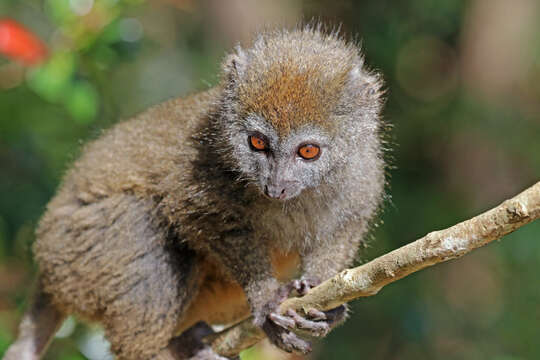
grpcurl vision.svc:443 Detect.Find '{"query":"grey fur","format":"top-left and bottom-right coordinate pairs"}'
top-left (5, 26), bottom-right (385, 360)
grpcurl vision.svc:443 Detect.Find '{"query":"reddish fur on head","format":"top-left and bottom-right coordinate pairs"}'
top-left (226, 26), bottom-right (363, 136)
top-left (238, 62), bottom-right (350, 135)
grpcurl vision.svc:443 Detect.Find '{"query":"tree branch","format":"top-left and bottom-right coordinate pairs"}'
top-left (206, 181), bottom-right (540, 357)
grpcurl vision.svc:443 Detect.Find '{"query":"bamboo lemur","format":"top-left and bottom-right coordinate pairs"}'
top-left (5, 26), bottom-right (385, 360)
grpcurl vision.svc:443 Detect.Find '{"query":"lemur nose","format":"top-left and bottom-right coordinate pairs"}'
top-left (264, 185), bottom-right (287, 200)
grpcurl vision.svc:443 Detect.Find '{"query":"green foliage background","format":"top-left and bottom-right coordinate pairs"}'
top-left (1, 1), bottom-right (539, 359)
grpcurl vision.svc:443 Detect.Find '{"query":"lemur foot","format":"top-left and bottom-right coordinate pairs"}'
top-left (288, 277), bottom-right (349, 327)
top-left (258, 277), bottom-right (347, 354)
top-left (167, 321), bottom-right (236, 360)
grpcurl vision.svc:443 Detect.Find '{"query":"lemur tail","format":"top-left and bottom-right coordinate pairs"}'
top-left (3, 278), bottom-right (65, 360)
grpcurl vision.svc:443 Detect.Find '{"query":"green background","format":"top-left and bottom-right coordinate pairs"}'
top-left (1, 0), bottom-right (539, 359)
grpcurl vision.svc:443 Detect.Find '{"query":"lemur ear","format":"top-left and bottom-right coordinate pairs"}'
top-left (348, 63), bottom-right (384, 101)
top-left (222, 45), bottom-right (248, 83)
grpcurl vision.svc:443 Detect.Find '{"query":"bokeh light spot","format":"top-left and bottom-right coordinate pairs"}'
top-left (118, 18), bottom-right (143, 43)
top-left (69, 0), bottom-right (94, 16)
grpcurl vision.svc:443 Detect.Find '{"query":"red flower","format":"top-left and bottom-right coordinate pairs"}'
top-left (0, 18), bottom-right (48, 66)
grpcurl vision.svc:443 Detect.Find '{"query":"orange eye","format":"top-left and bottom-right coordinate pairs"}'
top-left (298, 144), bottom-right (320, 160)
top-left (249, 135), bottom-right (267, 151)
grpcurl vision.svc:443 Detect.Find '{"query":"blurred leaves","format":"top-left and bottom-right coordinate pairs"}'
top-left (65, 81), bottom-right (99, 123)
top-left (45, 0), bottom-right (142, 49)
top-left (27, 51), bottom-right (75, 102)
top-left (1, 0), bottom-right (539, 360)
top-left (25, 52), bottom-right (99, 122)
top-left (1, 0), bottom-right (147, 124)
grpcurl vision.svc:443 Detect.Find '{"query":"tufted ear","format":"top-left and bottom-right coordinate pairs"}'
top-left (348, 63), bottom-right (384, 101)
top-left (222, 45), bottom-right (248, 83)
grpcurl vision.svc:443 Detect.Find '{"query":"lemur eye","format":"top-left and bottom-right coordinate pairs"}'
top-left (249, 135), bottom-right (267, 151)
top-left (298, 144), bottom-right (320, 160)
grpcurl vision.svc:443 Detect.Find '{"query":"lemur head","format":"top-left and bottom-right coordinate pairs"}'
top-left (219, 26), bottom-right (384, 201)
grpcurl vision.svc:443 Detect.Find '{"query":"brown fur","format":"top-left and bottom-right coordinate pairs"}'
top-left (233, 29), bottom-right (360, 136)
top-left (5, 26), bottom-right (385, 360)
top-left (179, 250), bottom-right (299, 333)
top-left (238, 63), bottom-right (350, 135)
